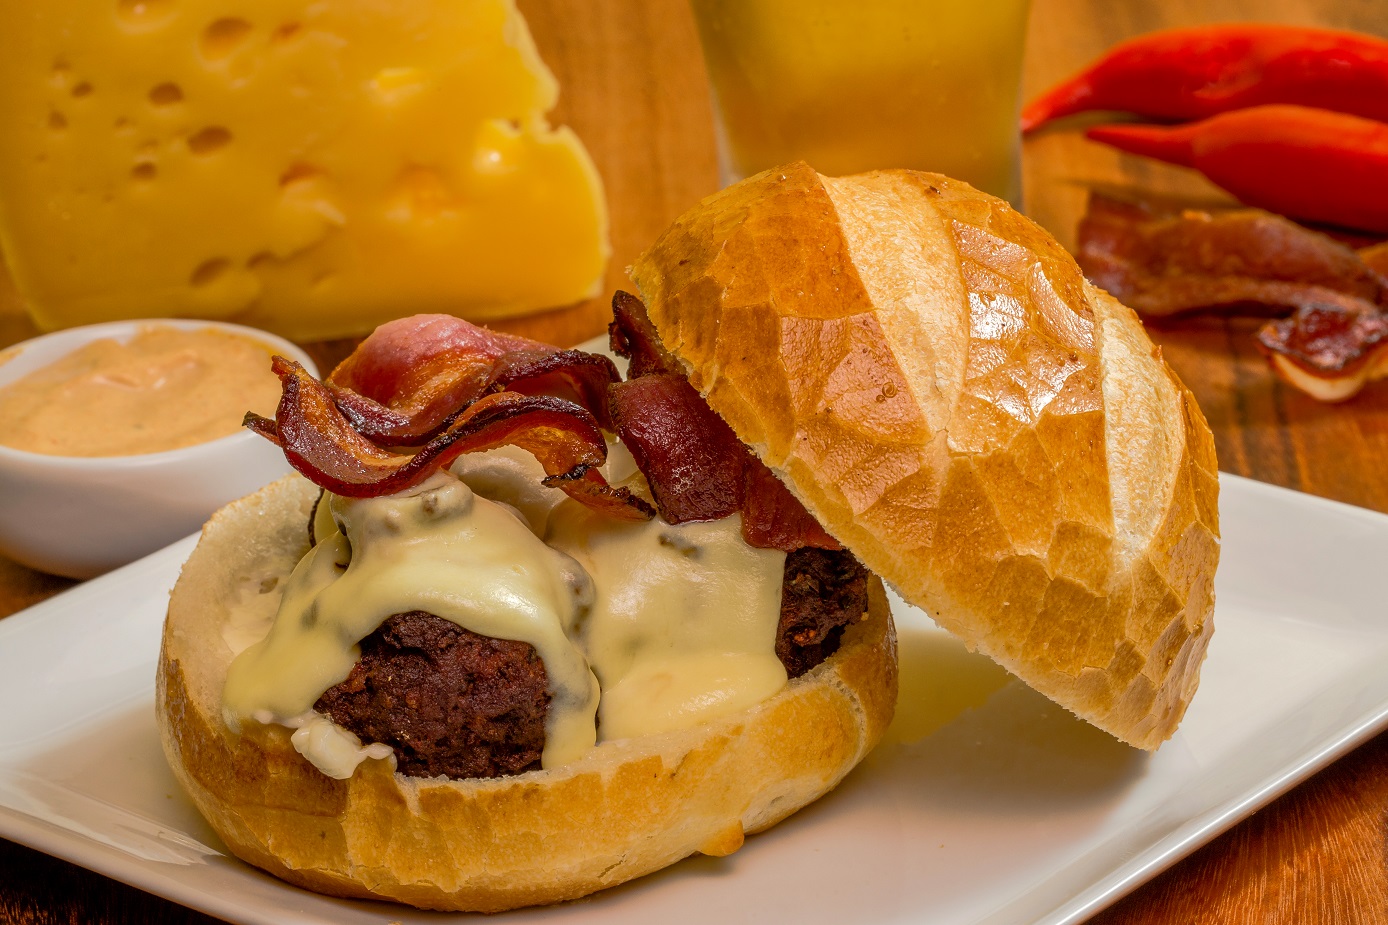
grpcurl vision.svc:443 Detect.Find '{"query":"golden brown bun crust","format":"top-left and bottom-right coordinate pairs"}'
top-left (630, 163), bottom-right (1219, 750)
top-left (156, 475), bottom-right (897, 912)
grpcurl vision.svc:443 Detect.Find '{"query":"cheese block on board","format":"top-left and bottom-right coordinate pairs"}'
top-left (0, 0), bottom-right (609, 340)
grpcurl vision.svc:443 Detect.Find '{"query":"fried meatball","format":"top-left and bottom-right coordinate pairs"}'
top-left (315, 611), bottom-right (549, 779)
top-left (776, 547), bottom-right (871, 678)
top-left (317, 548), bottom-right (866, 781)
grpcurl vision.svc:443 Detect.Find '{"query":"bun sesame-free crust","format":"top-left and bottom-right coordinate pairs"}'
top-left (631, 163), bottom-right (1219, 749)
top-left (156, 475), bottom-right (897, 912)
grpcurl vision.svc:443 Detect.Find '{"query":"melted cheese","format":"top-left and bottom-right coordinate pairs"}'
top-left (225, 455), bottom-right (790, 776)
top-left (287, 712), bottom-right (395, 780)
top-left (449, 445), bottom-right (569, 534)
top-left (0, 0), bottom-right (608, 339)
top-left (547, 502), bottom-right (789, 741)
top-left (223, 470), bottom-right (601, 769)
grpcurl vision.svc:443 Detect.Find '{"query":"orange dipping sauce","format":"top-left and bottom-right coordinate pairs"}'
top-left (0, 326), bottom-right (282, 457)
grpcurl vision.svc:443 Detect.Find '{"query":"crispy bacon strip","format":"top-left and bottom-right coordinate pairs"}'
top-left (1076, 194), bottom-right (1388, 317)
top-left (1257, 305), bottom-right (1388, 401)
top-left (610, 290), bottom-right (682, 377)
top-left (609, 374), bottom-right (743, 523)
top-left (741, 463), bottom-right (839, 551)
top-left (610, 375), bottom-right (838, 551)
top-left (329, 348), bottom-right (620, 445)
top-left (540, 466), bottom-right (655, 522)
top-left (327, 315), bottom-right (546, 433)
top-left (322, 314), bottom-right (618, 446)
top-left (488, 349), bottom-right (620, 431)
top-left (249, 357), bottom-right (651, 519)
top-left (320, 386), bottom-right (416, 445)
top-left (609, 296), bottom-right (839, 551)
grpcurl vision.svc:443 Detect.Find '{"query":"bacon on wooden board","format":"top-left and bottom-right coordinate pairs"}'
top-left (1072, 194), bottom-right (1388, 400)
top-left (1076, 194), bottom-right (1388, 317)
top-left (1256, 306), bottom-right (1388, 401)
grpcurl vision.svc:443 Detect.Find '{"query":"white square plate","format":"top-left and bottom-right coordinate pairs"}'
top-left (2, 474), bottom-right (1387, 924)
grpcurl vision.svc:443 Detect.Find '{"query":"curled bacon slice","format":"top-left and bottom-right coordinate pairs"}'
top-left (322, 314), bottom-right (618, 446)
top-left (1257, 305), bottom-right (1388, 401)
top-left (1076, 194), bottom-right (1388, 317)
top-left (539, 466), bottom-right (655, 522)
top-left (249, 357), bottom-right (652, 519)
top-left (329, 348), bottom-right (620, 446)
top-left (327, 315), bottom-right (546, 433)
top-left (609, 297), bottom-right (839, 552)
top-left (487, 349), bottom-right (620, 431)
top-left (610, 289), bottom-right (682, 378)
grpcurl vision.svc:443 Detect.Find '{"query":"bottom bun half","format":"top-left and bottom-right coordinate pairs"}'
top-left (155, 476), bottom-right (898, 912)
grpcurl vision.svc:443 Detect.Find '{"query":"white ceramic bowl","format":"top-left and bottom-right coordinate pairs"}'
top-left (0, 319), bottom-right (316, 579)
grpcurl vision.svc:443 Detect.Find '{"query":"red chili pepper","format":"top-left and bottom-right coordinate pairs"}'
top-left (1085, 106), bottom-right (1388, 234)
top-left (1022, 24), bottom-right (1388, 132)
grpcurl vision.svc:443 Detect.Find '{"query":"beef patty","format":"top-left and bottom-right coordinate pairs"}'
top-left (315, 611), bottom-right (549, 779)
top-left (777, 547), bottom-right (870, 679)
top-left (318, 547), bottom-right (869, 780)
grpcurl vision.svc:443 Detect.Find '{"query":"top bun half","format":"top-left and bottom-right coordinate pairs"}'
top-left (629, 162), bottom-right (1219, 749)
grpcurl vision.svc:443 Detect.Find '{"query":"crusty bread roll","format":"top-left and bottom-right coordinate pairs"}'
top-left (156, 475), bottom-right (897, 912)
top-left (630, 162), bottom-right (1219, 750)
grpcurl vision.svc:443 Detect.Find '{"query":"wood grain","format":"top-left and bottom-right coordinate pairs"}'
top-left (3, 0), bottom-right (1388, 923)
top-left (493, 0), bottom-right (721, 350)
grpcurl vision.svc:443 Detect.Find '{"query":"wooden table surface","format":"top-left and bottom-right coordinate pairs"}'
top-left (3, 0), bottom-right (1388, 922)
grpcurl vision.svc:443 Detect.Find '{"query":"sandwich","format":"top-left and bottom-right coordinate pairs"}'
top-left (155, 162), bottom-right (1220, 911)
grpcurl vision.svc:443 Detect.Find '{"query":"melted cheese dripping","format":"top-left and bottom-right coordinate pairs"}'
top-left (287, 712), bottom-right (395, 780)
top-left (224, 446), bottom-right (791, 778)
top-left (547, 501), bottom-right (788, 741)
top-left (223, 469), bottom-right (600, 770)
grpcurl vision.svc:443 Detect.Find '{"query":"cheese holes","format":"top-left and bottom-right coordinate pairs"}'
top-left (278, 163), bottom-right (323, 188)
top-left (148, 82), bottom-right (183, 107)
top-left (190, 258), bottom-right (230, 288)
top-left (201, 18), bottom-right (253, 61)
top-left (48, 112), bottom-right (67, 132)
top-left (131, 162), bottom-right (158, 182)
top-left (71, 82), bottom-right (93, 99)
top-left (271, 21), bottom-right (302, 44)
top-left (187, 126), bottom-right (231, 155)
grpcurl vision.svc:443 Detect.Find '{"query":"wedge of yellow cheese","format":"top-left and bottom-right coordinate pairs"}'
top-left (0, 1), bottom-right (609, 340)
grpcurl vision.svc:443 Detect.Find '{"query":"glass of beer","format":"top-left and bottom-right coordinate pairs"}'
top-left (689, 0), bottom-right (1032, 203)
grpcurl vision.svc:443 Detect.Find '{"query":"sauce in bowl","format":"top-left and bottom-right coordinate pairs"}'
top-left (0, 326), bottom-right (283, 457)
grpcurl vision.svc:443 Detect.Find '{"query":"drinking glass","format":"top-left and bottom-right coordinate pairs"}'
top-left (689, 0), bottom-right (1032, 203)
